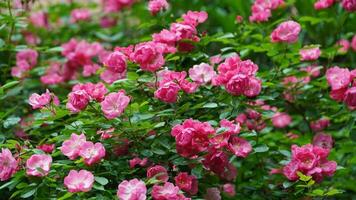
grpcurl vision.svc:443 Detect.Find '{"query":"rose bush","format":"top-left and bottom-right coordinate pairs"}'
top-left (0, 0), bottom-right (355, 199)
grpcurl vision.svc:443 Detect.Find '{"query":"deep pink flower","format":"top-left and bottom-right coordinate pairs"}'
top-left (60, 133), bottom-right (86, 160)
top-left (130, 42), bottom-right (165, 72)
top-left (154, 82), bottom-right (181, 103)
top-left (103, 51), bottom-right (127, 73)
top-left (100, 16), bottom-right (117, 28)
top-left (28, 90), bottom-right (51, 109)
top-left (344, 86), bottom-right (356, 108)
top-left (313, 133), bottom-right (333, 149)
top-left (26, 154), bottom-right (52, 177)
top-left (64, 170), bottom-right (94, 193)
top-left (272, 112), bottom-right (292, 128)
top-left (330, 87), bottom-right (348, 101)
top-left (222, 183), bottom-right (236, 197)
top-left (228, 137), bottom-right (252, 158)
top-left (202, 150), bottom-right (230, 175)
top-left (326, 66), bottom-right (351, 90)
top-left (189, 63), bottom-right (216, 84)
top-left (314, 0), bottom-right (335, 10)
top-left (249, 3), bottom-right (272, 22)
top-left (79, 141), bottom-right (106, 165)
top-left (37, 144), bottom-right (55, 154)
top-left (182, 11), bottom-right (208, 27)
top-left (0, 148), bottom-right (18, 181)
top-left (337, 39), bottom-right (350, 53)
top-left (310, 118), bottom-right (330, 132)
top-left (147, 165), bottom-right (169, 182)
top-left (70, 9), bottom-right (91, 23)
top-left (351, 35), bottom-right (356, 51)
top-left (66, 89), bottom-right (90, 113)
top-left (117, 178), bottom-right (147, 200)
top-left (101, 90), bottom-right (130, 119)
top-left (148, 0), bottom-right (169, 15)
top-left (174, 172), bottom-right (198, 195)
top-left (73, 82), bottom-right (108, 102)
top-left (100, 69), bottom-right (126, 84)
top-left (83, 63), bottom-right (100, 77)
top-left (97, 127), bottom-right (115, 139)
top-left (299, 47), bottom-right (321, 61)
top-left (129, 157), bottom-right (148, 168)
top-left (16, 49), bottom-right (38, 68)
top-left (171, 119), bottom-right (215, 158)
top-left (151, 182), bottom-right (182, 200)
top-left (341, 0), bottom-right (356, 12)
top-left (270, 20), bottom-right (301, 43)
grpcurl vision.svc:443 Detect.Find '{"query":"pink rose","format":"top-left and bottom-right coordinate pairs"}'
top-left (147, 165), bottom-right (169, 182)
top-left (182, 10), bottom-right (208, 27)
top-left (129, 157), bottom-right (148, 168)
top-left (271, 20), bottom-right (301, 43)
top-left (174, 172), bottom-right (198, 195)
top-left (351, 35), bottom-right (356, 51)
top-left (341, 0), bottom-right (356, 12)
top-left (66, 90), bottom-right (90, 113)
top-left (0, 148), bottom-right (18, 181)
top-left (64, 170), bottom-right (94, 193)
top-left (326, 66), bottom-right (351, 90)
top-left (336, 39), bottom-right (350, 53)
top-left (222, 183), bottom-right (236, 197)
top-left (101, 90), bottom-right (130, 119)
top-left (272, 112), bottom-right (292, 128)
top-left (130, 42), bottom-right (165, 72)
top-left (60, 133), bottom-right (87, 160)
top-left (70, 9), bottom-right (91, 23)
top-left (37, 144), bottom-right (55, 154)
top-left (28, 90), bottom-right (51, 109)
top-left (189, 63), bottom-right (216, 84)
top-left (313, 133), bottom-right (333, 149)
top-left (154, 82), bottom-right (181, 103)
top-left (26, 154), bottom-right (52, 177)
top-left (29, 11), bottom-right (49, 29)
top-left (148, 0), bottom-right (169, 15)
top-left (79, 141), bottom-right (106, 166)
top-left (299, 47), bottom-right (321, 61)
top-left (310, 118), bottom-right (330, 132)
top-left (100, 69), bottom-right (126, 84)
top-left (103, 51), bottom-right (127, 73)
top-left (117, 178), bottom-right (147, 200)
top-left (344, 86), bottom-right (356, 108)
top-left (228, 137), bottom-right (252, 158)
top-left (314, 0), bottom-right (335, 10)
top-left (204, 187), bottom-right (221, 200)
top-left (151, 182), bottom-right (183, 200)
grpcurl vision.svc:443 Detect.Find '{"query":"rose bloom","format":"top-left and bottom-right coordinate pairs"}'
top-left (189, 63), bottom-right (216, 84)
top-left (270, 20), bottom-right (301, 43)
top-left (0, 148), bottom-right (18, 181)
top-left (341, 0), bottom-right (356, 12)
top-left (28, 91), bottom-right (51, 109)
top-left (336, 39), bottom-right (350, 53)
top-left (29, 11), bottom-right (49, 29)
top-left (228, 137), bottom-right (252, 158)
top-left (37, 144), bottom-right (55, 154)
top-left (310, 118), bottom-right (330, 132)
top-left (66, 90), bottom-right (90, 113)
top-left (117, 178), bottom-right (147, 200)
top-left (16, 49), bottom-right (39, 68)
top-left (223, 183), bottom-right (236, 197)
top-left (204, 187), bottom-right (221, 200)
top-left (70, 9), bottom-right (91, 23)
top-left (130, 42), bottom-right (165, 72)
top-left (182, 10), bottom-right (208, 27)
top-left (299, 47), bottom-right (321, 61)
top-left (60, 133), bottom-right (87, 160)
top-left (154, 82), bottom-right (181, 103)
top-left (79, 141), bottom-right (106, 165)
top-left (326, 66), bottom-right (351, 90)
top-left (26, 154), bottom-right (52, 177)
top-left (147, 165), bottom-right (169, 182)
top-left (148, 0), bottom-right (169, 15)
top-left (129, 157), bottom-right (148, 168)
top-left (351, 35), bottom-right (356, 51)
top-left (271, 112), bottom-right (292, 128)
top-left (314, 0), bottom-right (335, 10)
top-left (151, 182), bottom-right (186, 200)
top-left (174, 172), bottom-right (198, 195)
top-left (344, 87), bottom-right (356, 108)
top-left (101, 90), bottom-right (130, 119)
top-left (103, 51), bottom-right (127, 73)
top-left (64, 170), bottom-right (94, 193)
top-left (100, 69), bottom-right (126, 84)
top-left (313, 133), bottom-right (333, 149)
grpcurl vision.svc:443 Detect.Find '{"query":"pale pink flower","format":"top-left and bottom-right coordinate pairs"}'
top-left (148, 0), bottom-right (169, 15)
top-left (16, 49), bottom-right (38, 68)
top-left (182, 10), bottom-right (208, 27)
top-left (70, 9), bottom-right (91, 23)
top-left (97, 127), bottom-right (115, 139)
top-left (100, 69), bottom-right (126, 84)
top-left (117, 178), bottom-right (147, 200)
top-left (299, 47), bottom-right (321, 61)
top-left (351, 35), bottom-right (356, 51)
top-left (272, 112), bottom-right (292, 128)
top-left (83, 63), bottom-right (100, 77)
top-left (26, 154), bottom-right (52, 177)
top-left (64, 170), bottom-right (94, 193)
top-left (29, 11), bottom-right (49, 29)
top-left (314, 0), bottom-right (335, 10)
top-left (60, 133), bottom-right (86, 160)
top-left (270, 20), bottom-right (301, 43)
top-left (210, 55), bottom-right (222, 65)
top-left (79, 141), bottom-right (106, 165)
top-left (147, 165), bottom-right (169, 182)
top-left (28, 91), bottom-right (51, 109)
top-left (228, 137), bottom-right (252, 158)
top-left (101, 90), bottom-right (130, 119)
top-left (326, 66), bottom-right (351, 90)
top-left (0, 148), bottom-right (18, 181)
top-left (103, 51), bottom-right (127, 73)
top-left (204, 187), bottom-right (221, 200)
top-left (151, 182), bottom-right (181, 200)
top-left (189, 63), bottom-right (216, 84)
top-left (336, 39), bottom-right (350, 53)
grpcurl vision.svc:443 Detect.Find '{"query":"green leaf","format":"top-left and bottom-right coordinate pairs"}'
top-left (58, 192), bottom-right (73, 200)
top-left (203, 103), bottom-right (218, 108)
top-left (95, 176), bottom-right (109, 186)
top-left (3, 116), bottom-right (21, 128)
top-left (254, 144), bottom-right (269, 153)
top-left (20, 188), bottom-right (37, 198)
